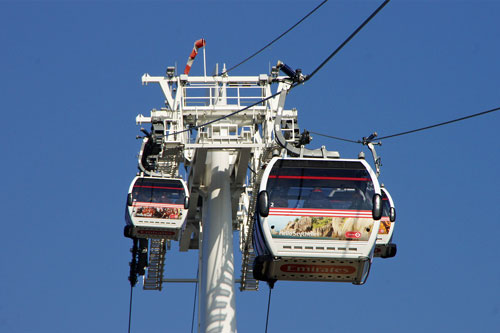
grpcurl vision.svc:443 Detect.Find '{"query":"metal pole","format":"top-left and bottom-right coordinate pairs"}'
top-left (203, 45), bottom-right (207, 78)
top-left (199, 150), bottom-right (237, 332)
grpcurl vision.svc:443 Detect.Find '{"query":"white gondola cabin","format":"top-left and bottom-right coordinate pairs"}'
top-left (253, 157), bottom-right (383, 285)
top-left (374, 186), bottom-right (397, 258)
top-left (124, 176), bottom-right (189, 240)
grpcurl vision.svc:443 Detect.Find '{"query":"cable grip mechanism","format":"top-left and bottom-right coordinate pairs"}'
top-left (362, 132), bottom-right (382, 177)
top-left (276, 60), bottom-right (306, 83)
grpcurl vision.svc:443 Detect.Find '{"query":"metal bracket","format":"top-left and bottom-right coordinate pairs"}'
top-left (362, 133), bottom-right (382, 177)
top-left (321, 145), bottom-right (327, 158)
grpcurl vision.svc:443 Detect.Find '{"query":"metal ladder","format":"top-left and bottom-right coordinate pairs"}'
top-left (239, 160), bottom-right (267, 291)
top-left (143, 239), bottom-right (167, 291)
top-left (240, 250), bottom-right (259, 291)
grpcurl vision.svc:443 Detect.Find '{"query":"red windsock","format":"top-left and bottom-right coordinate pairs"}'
top-left (184, 38), bottom-right (206, 75)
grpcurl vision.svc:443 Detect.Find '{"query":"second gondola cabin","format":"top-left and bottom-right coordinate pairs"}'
top-left (125, 176), bottom-right (189, 240)
top-left (253, 157), bottom-right (383, 285)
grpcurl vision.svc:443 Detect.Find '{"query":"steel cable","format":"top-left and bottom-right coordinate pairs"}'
top-left (376, 106), bottom-right (500, 140)
top-left (305, 0), bottom-right (391, 81)
top-left (309, 130), bottom-right (361, 143)
top-left (219, 0), bottom-right (329, 76)
top-left (310, 105), bottom-right (500, 144)
top-left (165, 0), bottom-right (390, 138)
top-left (190, 266), bottom-right (199, 333)
top-left (264, 287), bottom-right (273, 333)
top-left (128, 286), bottom-right (133, 333)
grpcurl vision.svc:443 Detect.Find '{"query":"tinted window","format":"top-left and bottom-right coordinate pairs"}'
top-left (268, 166), bottom-right (374, 210)
top-left (382, 192), bottom-right (391, 217)
top-left (132, 178), bottom-right (185, 204)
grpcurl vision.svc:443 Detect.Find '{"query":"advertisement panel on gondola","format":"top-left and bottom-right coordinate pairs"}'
top-left (267, 209), bottom-right (375, 241)
top-left (133, 203), bottom-right (184, 220)
top-left (378, 220), bottom-right (392, 234)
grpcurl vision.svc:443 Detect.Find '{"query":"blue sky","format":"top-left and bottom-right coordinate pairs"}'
top-left (1, 1), bottom-right (499, 332)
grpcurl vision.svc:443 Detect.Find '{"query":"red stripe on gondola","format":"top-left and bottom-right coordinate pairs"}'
top-left (133, 185), bottom-right (183, 190)
top-left (269, 207), bottom-right (372, 218)
top-left (133, 202), bottom-right (184, 208)
top-left (268, 175), bottom-right (370, 181)
top-left (270, 207), bottom-right (371, 212)
top-left (269, 211), bottom-right (371, 215)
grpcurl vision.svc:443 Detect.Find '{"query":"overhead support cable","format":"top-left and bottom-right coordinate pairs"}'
top-left (309, 130), bottom-right (361, 144)
top-left (310, 105), bottom-right (500, 143)
top-left (219, 0), bottom-right (329, 76)
top-left (158, 0), bottom-right (390, 146)
top-left (165, 0), bottom-right (390, 139)
top-left (305, 0), bottom-right (391, 81)
top-left (273, 0), bottom-right (391, 158)
top-left (376, 105), bottom-right (500, 140)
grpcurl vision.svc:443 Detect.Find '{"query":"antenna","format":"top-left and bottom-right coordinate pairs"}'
top-left (203, 40), bottom-right (207, 78)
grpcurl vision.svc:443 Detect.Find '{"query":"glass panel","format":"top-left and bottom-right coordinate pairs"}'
top-left (381, 192), bottom-right (391, 217)
top-left (130, 178), bottom-right (186, 221)
top-left (132, 178), bottom-right (185, 204)
top-left (268, 167), bottom-right (375, 210)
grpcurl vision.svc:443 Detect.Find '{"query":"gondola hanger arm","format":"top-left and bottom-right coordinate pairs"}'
top-left (362, 132), bottom-right (382, 177)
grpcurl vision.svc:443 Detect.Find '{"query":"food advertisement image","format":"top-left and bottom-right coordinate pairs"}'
top-left (134, 205), bottom-right (183, 220)
top-left (378, 221), bottom-right (392, 234)
top-left (268, 214), bottom-right (374, 241)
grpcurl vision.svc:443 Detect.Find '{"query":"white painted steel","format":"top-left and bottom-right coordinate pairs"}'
top-left (199, 151), bottom-right (237, 333)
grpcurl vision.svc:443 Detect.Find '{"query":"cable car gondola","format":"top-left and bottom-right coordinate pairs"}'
top-left (124, 176), bottom-right (189, 240)
top-left (253, 156), bottom-right (383, 285)
top-left (374, 186), bottom-right (397, 258)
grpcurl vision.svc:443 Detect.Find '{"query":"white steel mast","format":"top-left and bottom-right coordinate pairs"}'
top-left (199, 150), bottom-right (236, 332)
top-left (135, 59), bottom-right (301, 332)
